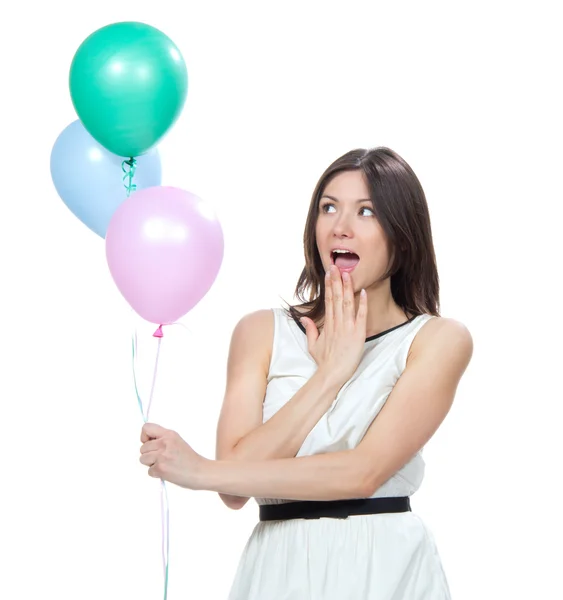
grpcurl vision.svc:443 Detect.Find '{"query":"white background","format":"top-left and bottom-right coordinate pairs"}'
top-left (1, 1), bottom-right (561, 598)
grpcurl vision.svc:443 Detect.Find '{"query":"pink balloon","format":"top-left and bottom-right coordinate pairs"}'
top-left (105, 186), bottom-right (224, 324)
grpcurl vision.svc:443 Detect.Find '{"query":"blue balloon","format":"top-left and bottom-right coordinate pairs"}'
top-left (50, 120), bottom-right (162, 238)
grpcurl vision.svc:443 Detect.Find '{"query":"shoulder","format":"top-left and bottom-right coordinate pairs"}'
top-left (409, 316), bottom-right (473, 371)
top-left (229, 309), bottom-right (275, 365)
top-left (232, 309), bottom-right (275, 334)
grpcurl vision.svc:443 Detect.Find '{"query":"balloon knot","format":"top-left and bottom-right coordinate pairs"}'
top-left (122, 157), bottom-right (138, 197)
top-left (153, 325), bottom-right (164, 338)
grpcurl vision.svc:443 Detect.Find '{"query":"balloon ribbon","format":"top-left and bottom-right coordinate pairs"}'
top-left (122, 157), bottom-right (138, 197)
top-left (132, 326), bottom-right (170, 600)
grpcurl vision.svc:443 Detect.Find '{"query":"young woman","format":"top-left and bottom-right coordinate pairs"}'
top-left (140, 147), bottom-right (474, 599)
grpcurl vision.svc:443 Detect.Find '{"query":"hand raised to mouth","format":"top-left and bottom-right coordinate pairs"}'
top-left (299, 265), bottom-right (368, 386)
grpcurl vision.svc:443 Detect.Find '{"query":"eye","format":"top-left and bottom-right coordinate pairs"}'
top-left (320, 202), bottom-right (336, 213)
top-left (359, 206), bottom-right (374, 217)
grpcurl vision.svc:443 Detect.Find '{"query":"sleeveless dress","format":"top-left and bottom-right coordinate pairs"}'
top-left (227, 308), bottom-right (451, 600)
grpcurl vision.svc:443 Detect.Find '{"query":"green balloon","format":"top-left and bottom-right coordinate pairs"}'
top-left (69, 22), bottom-right (188, 157)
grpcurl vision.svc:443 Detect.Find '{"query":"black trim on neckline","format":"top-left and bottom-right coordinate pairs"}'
top-left (292, 313), bottom-right (420, 343)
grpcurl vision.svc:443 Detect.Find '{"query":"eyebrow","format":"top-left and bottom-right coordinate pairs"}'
top-left (321, 195), bottom-right (372, 203)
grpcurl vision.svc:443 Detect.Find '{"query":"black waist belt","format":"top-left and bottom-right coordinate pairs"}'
top-left (259, 496), bottom-right (411, 521)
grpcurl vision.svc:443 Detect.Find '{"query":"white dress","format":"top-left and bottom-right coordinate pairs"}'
top-left (228, 308), bottom-right (451, 600)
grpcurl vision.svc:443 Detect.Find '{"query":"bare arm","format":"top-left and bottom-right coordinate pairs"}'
top-left (215, 310), bottom-right (342, 509)
top-left (201, 319), bottom-right (473, 501)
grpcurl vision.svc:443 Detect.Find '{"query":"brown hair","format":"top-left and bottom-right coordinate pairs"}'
top-left (285, 146), bottom-right (440, 325)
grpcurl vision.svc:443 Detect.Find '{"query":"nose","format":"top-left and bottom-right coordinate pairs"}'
top-left (332, 210), bottom-right (354, 239)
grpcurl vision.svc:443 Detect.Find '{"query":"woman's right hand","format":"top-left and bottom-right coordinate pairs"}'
top-left (300, 265), bottom-right (368, 387)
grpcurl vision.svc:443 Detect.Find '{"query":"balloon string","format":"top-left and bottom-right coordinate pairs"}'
top-left (132, 329), bottom-right (170, 600)
top-left (122, 157), bottom-right (137, 197)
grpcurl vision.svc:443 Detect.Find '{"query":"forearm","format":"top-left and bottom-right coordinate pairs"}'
top-left (230, 369), bottom-right (342, 462)
top-left (218, 370), bottom-right (341, 507)
top-left (201, 450), bottom-right (370, 501)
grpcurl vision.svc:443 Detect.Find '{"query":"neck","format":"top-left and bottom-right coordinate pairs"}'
top-left (357, 280), bottom-right (409, 338)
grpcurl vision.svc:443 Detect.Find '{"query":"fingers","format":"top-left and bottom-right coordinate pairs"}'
top-left (141, 422), bottom-right (166, 442)
top-left (140, 450), bottom-right (158, 468)
top-left (300, 317), bottom-right (319, 348)
top-left (356, 288), bottom-right (368, 332)
top-left (324, 269), bottom-right (334, 337)
top-left (330, 266), bottom-right (344, 329)
top-left (140, 439), bottom-right (160, 454)
top-left (325, 267), bottom-right (367, 336)
top-left (140, 439), bottom-right (162, 470)
top-left (341, 271), bottom-right (355, 326)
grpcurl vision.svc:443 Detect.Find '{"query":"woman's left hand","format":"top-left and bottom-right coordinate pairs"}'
top-left (139, 423), bottom-right (207, 489)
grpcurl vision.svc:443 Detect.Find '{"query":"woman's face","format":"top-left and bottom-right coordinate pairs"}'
top-left (315, 170), bottom-right (390, 293)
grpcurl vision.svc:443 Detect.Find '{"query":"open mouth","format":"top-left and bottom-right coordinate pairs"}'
top-left (331, 249), bottom-right (360, 272)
